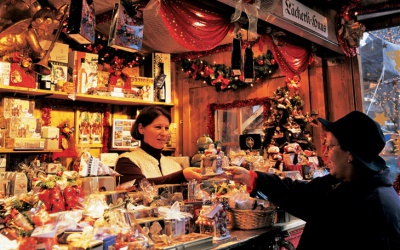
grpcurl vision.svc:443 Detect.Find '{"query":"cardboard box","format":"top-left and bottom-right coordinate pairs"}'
top-left (0, 97), bottom-right (35, 118)
top-left (41, 126), bottom-right (60, 139)
top-left (44, 138), bottom-right (59, 150)
top-left (11, 172), bottom-right (28, 197)
top-left (0, 61), bottom-right (11, 86)
top-left (5, 138), bottom-right (45, 149)
top-left (5, 117), bottom-right (41, 138)
top-left (68, 51), bottom-right (99, 94)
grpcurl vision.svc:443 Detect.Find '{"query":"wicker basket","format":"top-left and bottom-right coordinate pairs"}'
top-left (230, 208), bottom-right (276, 230)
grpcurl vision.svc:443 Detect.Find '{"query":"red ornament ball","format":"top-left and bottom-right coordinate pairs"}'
top-left (257, 59), bottom-right (264, 66)
top-left (270, 58), bottom-right (276, 65)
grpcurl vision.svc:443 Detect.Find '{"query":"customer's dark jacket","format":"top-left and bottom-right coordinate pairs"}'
top-left (250, 167), bottom-right (400, 250)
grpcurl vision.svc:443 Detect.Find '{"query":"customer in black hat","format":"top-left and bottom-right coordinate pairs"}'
top-left (224, 111), bottom-right (400, 250)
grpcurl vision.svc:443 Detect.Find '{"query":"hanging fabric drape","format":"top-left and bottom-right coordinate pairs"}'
top-left (259, 35), bottom-right (314, 79)
top-left (144, 0), bottom-right (234, 52)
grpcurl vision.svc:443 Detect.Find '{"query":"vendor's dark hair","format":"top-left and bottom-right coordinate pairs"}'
top-left (131, 106), bottom-right (171, 140)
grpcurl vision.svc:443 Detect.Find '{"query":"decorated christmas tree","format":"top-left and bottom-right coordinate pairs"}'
top-left (263, 80), bottom-right (318, 157)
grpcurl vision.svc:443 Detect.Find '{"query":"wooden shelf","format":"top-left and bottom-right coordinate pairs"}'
top-left (109, 147), bottom-right (176, 152)
top-left (0, 86), bottom-right (173, 107)
top-left (0, 149), bottom-right (62, 153)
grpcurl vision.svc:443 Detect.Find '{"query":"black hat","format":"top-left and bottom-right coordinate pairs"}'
top-left (318, 111), bottom-right (386, 172)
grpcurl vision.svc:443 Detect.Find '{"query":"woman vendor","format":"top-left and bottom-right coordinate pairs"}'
top-left (115, 106), bottom-right (206, 190)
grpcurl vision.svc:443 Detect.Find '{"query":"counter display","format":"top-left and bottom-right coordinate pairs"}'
top-left (0, 172), bottom-right (305, 250)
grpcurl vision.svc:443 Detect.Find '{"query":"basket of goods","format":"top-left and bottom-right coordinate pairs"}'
top-left (228, 192), bottom-right (276, 230)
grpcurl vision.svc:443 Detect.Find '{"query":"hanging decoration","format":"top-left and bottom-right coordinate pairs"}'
top-left (244, 45), bottom-right (254, 83)
top-left (108, 0), bottom-right (144, 52)
top-left (335, 0), bottom-right (364, 57)
top-left (231, 33), bottom-right (243, 76)
top-left (67, 0), bottom-right (96, 44)
top-left (180, 50), bottom-right (278, 92)
top-left (231, 0), bottom-right (261, 40)
top-left (258, 34), bottom-right (314, 79)
top-left (144, 0), bottom-right (234, 52)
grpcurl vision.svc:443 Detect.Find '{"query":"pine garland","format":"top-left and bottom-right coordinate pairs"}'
top-left (180, 50), bottom-right (278, 92)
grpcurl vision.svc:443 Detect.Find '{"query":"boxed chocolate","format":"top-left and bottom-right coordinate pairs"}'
top-left (0, 97), bottom-right (35, 118)
top-left (5, 117), bottom-right (41, 138)
top-left (5, 138), bottom-right (45, 149)
top-left (0, 61), bottom-right (11, 86)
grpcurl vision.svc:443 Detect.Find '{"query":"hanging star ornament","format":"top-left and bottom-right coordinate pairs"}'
top-left (374, 112), bottom-right (388, 126)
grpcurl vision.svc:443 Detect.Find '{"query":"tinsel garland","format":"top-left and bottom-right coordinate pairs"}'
top-left (207, 97), bottom-right (271, 140)
top-left (102, 111), bottom-right (111, 153)
top-left (180, 50), bottom-right (278, 92)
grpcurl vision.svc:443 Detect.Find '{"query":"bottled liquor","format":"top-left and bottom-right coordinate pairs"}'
top-left (155, 63), bottom-right (166, 102)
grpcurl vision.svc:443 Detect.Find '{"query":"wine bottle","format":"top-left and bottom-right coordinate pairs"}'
top-left (244, 45), bottom-right (254, 83)
top-left (39, 74), bottom-right (52, 90)
top-left (155, 63), bottom-right (166, 102)
top-left (231, 34), bottom-right (242, 76)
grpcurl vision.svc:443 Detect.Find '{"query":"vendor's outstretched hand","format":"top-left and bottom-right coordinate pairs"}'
top-left (223, 166), bottom-right (252, 187)
top-left (183, 167), bottom-right (208, 181)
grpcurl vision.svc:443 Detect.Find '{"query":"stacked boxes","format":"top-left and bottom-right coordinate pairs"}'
top-left (41, 126), bottom-right (60, 150)
top-left (0, 97), bottom-right (44, 149)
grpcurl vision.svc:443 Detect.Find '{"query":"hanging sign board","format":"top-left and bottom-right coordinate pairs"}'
top-left (283, 0), bottom-right (328, 37)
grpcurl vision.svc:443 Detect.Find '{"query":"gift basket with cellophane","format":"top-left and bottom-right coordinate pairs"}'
top-left (227, 191), bottom-right (277, 230)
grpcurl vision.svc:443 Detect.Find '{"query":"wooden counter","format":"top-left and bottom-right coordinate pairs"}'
top-left (212, 219), bottom-right (306, 250)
